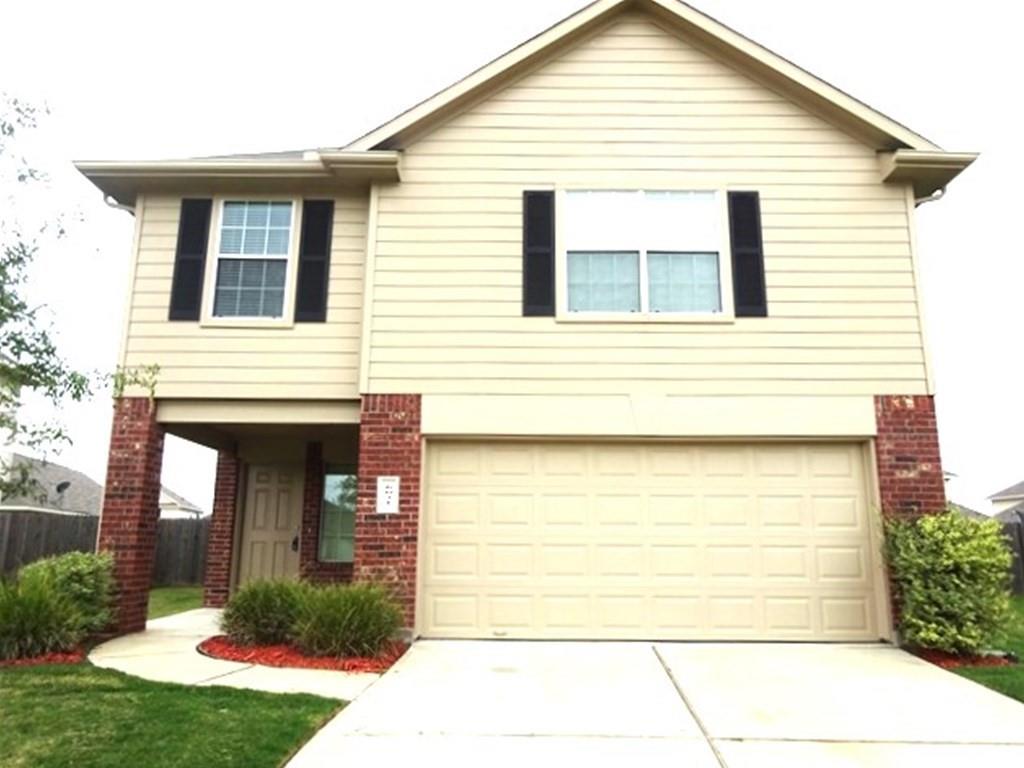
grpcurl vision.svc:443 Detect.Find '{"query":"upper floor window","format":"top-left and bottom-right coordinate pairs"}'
top-left (212, 200), bottom-right (294, 318)
top-left (564, 190), bottom-right (723, 315)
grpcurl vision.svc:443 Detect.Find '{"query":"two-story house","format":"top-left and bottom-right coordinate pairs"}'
top-left (79, 0), bottom-right (975, 641)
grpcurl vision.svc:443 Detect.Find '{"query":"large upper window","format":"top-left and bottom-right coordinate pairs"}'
top-left (564, 190), bottom-right (722, 315)
top-left (319, 470), bottom-right (356, 563)
top-left (213, 200), bottom-right (293, 318)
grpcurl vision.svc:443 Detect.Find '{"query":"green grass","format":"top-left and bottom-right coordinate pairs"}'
top-left (956, 596), bottom-right (1024, 703)
top-left (148, 586), bottom-right (203, 620)
top-left (0, 663), bottom-right (342, 768)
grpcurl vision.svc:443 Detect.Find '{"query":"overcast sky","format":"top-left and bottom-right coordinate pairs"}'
top-left (2, 0), bottom-right (1020, 513)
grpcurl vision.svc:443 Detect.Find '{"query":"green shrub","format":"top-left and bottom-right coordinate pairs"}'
top-left (292, 583), bottom-right (402, 658)
top-left (20, 551), bottom-right (114, 634)
top-left (0, 572), bottom-right (84, 660)
top-left (886, 510), bottom-right (1012, 654)
top-left (221, 580), bottom-right (307, 645)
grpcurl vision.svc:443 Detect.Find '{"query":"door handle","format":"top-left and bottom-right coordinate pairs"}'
top-left (291, 535), bottom-right (299, 552)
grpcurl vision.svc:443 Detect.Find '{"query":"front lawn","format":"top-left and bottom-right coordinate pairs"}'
top-left (956, 596), bottom-right (1024, 703)
top-left (148, 585), bottom-right (204, 619)
top-left (0, 663), bottom-right (341, 768)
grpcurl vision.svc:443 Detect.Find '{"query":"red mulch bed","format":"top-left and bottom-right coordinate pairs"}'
top-left (198, 635), bottom-right (407, 674)
top-left (0, 650), bottom-right (86, 669)
top-left (914, 648), bottom-right (1015, 669)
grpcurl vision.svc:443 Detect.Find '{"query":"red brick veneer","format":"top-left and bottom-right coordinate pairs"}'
top-left (874, 395), bottom-right (946, 518)
top-left (203, 450), bottom-right (240, 607)
top-left (299, 441), bottom-right (354, 584)
top-left (96, 397), bottom-right (165, 634)
top-left (353, 395), bottom-right (422, 626)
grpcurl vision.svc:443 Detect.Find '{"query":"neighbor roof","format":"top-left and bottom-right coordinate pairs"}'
top-left (991, 480), bottom-right (1024, 501)
top-left (159, 486), bottom-right (205, 515)
top-left (0, 453), bottom-right (103, 515)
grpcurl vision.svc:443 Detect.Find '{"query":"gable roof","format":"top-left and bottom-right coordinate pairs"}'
top-left (345, 0), bottom-right (944, 153)
top-left (0, 452), bottom-right (103, 515)
top-left (991, 480), bottom-right (1024, 501)
top-left (159, 486), bottom-right (205, 515)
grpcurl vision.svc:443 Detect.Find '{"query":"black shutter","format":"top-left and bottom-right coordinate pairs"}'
top-left (294, 200), bottom-right (334, 323)
top-left (168, 198), bottom-right (212, 321)
top-left (523, 191), bottom-right (555, 317)
top-left (728, 191), bottom-right (768, 318)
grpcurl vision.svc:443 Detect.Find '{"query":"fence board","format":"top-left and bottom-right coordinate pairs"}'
top-left (0, 510), bottom-right (208, 585)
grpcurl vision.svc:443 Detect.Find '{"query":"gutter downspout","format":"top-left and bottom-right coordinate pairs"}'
top-left (914, 188), bottom-right (945, 208)
top-left (104, 195), bottom-right (135, 215)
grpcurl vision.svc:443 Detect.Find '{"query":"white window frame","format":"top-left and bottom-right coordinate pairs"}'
top-left (200, 196), bottom-right (303, 328)
top-left (555, 188), bottom-right (736, 324)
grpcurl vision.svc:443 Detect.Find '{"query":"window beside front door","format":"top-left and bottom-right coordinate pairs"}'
top-left (563, 190), bottom-right (725, 317)
top-left (319, 470), bottom-right (356, 563)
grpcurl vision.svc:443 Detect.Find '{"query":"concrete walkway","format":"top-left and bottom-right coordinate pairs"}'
top-left (89, 608), bottom-right (379, 701)
top-left (288, 640), bottom-right (1024, 768)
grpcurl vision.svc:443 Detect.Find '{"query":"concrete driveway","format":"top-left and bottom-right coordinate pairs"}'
top-left (288, 641), bottom-right (1024, 767)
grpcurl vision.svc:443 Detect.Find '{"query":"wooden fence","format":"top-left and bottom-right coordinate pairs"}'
top-left (0, 509), bottom-right (209, 586)
top-left (1003, 516), bottom-right (1024, 595)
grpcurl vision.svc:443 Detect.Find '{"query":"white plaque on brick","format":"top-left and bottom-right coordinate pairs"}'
top-left (376, 476), bottom-right (400, 515)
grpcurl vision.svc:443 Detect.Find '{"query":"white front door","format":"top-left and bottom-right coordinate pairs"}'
top-left (237, 464), bottom-right (302, 584)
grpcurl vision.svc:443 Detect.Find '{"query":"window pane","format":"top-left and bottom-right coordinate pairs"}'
top-left (242, 228), bottom-right (267, 255)
top-left (564, 191), bottom-right (641, 252)
top-left (644, 191), bottom-right (719, 252)
top-left (319, 473), bottom-right (356, 563)
top-left (213, 258), bottom-right (287, 318)
top-left (647, 252), bottom-right (721, 313)
top-left (266, 228), bottom-right (290, 255)
top-left (568, 251), bottom-right (640, 312)
top-left (220, 228), bottom-right (243, 254)
top-left (269, 202), bottom-right (292, 227)
top-left (222, 202), bottom-right (246, 227)
top-left (219, 201), bottom-right (293, 257)
top-left (244, 202), bottom-right (269, 227)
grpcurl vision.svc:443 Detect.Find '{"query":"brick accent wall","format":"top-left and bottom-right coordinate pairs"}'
top-left (203, 450), bottom-right (240, 607)
top-left (96, 397), bottom-right (165, 634)
top-left (353, 395), bottom-right (422, 626)
top-left (875, 395), bottom-right (946, 518)
top-left (300, 441), bottom-right (354, 584)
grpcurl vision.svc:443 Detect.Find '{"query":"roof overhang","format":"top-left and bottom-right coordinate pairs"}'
top-left (879, 150), bottom-right (978, 199)
top-left (346, 0), bottom-right (945, 152)
top-left (74, 150), bottom-right (402, 207)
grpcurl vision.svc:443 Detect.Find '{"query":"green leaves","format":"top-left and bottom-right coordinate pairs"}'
top-left (886, 510), bottom-right (1013, 654)
top-left (1, 93), bottom-right (91, 500)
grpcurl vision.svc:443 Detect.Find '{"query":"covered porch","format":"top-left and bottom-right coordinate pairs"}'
top-left (96, 395), bottom-right (421, 635)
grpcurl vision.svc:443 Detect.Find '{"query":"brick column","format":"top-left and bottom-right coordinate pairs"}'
top-left (353, 395), bottom-right (422, 626)
top-left (874, 395), bottom-right (947, 518)
top-left (97, 397), bottom-right (165, 635)
top-left (203, 450), bottom-right (240, 607)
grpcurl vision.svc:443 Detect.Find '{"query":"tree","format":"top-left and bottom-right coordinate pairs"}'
top-left (0, 94), bottom-right (90, 500)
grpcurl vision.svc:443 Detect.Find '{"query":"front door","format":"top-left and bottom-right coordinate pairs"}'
top-left (237, 465), bottom-right (302, 585)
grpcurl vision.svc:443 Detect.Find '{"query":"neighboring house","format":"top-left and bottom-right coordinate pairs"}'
top-left (0, 451), bottom-right (203, 520)
top-left (995, 502), bottom-right (1024, 525)
top-left (990, 480), bottom-right (1024, 516)
top-left (0, 452), bottom-right (103, 515)
top-left (159, 487), bottom-right (206, 519)
top-left (76, 0), bottom-right (976, 640)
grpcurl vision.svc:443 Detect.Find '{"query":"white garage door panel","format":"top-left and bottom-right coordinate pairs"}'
top-left (421, 442), bottom-right (883, 641)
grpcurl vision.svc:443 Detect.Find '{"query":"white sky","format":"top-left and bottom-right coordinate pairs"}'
top-left (2, 0), bottom-right (1021, 513)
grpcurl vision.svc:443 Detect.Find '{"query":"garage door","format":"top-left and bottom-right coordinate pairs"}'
top-left (420, 441), bottom-right (884, 641)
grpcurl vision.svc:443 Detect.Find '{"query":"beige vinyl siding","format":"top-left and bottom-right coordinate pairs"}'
top-left (366, 12), bottom-right (925, 398)
top-left (123, 192), bottom-right (367, 399)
